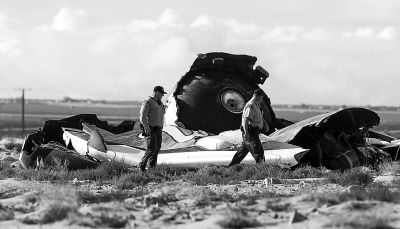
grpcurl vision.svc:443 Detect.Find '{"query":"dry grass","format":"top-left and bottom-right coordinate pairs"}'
top-left (327, 167), bottom-right (374, 186)
top-left (76, 190), bottom-right (138, 204)
top-left (308, 183), bottom-right (399, 207)
top-left (3, 158), bottom-right (384, 188)
top-left (15, 160), bottom-right (132, 183)
top-left (378, 161), bottom-right (400, 175)
top-left (184, 163), bottom-right (328, 186)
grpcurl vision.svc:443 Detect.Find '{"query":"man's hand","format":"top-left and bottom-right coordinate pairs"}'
top-left (140, 124), bottom-right (150, 137)
top-left (145, 126), bottom-right (150, 136)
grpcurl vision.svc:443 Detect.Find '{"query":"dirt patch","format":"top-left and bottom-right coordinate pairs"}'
top-left (1, 147), bottom-right (400, 229)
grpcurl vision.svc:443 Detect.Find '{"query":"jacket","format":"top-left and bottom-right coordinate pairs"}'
top-left (140, 96), bottom-right (165, 128)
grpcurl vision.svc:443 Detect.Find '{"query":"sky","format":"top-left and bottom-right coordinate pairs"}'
top-left (0, 0), bottom-right (399, 106)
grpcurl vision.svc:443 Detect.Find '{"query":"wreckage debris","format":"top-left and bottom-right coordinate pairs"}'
top-left (19, 114), bottom-right (133, 170)
top-left (19, 114), bottom-right (305, 169)
top-left (164, 52), bottom-right (292, 135)
top-left (269, 107), bottom-right (392, 170)
top-left (19, 108), bottom-right (396, 172)
top-left (18, 53), bottom-right (400, 171)
top-left (20, 138), bottom-right (99, 170)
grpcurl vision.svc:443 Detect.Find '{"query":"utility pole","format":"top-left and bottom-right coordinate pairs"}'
top-left (14, 88), bottom-right (31, 138)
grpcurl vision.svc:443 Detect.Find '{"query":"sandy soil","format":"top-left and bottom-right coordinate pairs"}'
top-left (1, 141), bottom-right (400, 229)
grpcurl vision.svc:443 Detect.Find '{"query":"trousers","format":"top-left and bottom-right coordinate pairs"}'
top-left (139, 126), bottom-right (162, 170)
top-left (228, 125), bottom-right (265, 166)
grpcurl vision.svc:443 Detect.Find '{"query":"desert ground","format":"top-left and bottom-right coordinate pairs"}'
top-left (1, 137), bottom-right (400, 229)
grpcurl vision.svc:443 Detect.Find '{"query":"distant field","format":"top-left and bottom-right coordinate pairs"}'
top-left (1, 102), bottom-right (400, 138)
top-left (0, 102), bottom-right (139, 138)
top-left (0, 101), bottom-right (139, 117)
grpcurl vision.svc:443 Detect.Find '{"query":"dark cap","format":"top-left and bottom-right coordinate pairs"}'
top-left (153, 86), bottom-right (167, 94)
top-left (253, 88), bottom-right (266, 97)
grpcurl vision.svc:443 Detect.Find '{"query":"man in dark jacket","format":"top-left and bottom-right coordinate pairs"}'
top-left (138, 86), bottom-right (167, 172)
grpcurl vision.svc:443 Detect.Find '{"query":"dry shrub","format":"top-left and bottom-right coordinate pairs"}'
top-left (0, 161), bottom-right (15, 179)
top-left (0, 203), bottom-right (14, 221)
top-left (43, 204), bottom-right (76, 224)
top-left (0, 188), bottom-right (26, 199)
top-left (16, 159), bottom-right (133, 183)
top-left (217, 207), bottom-right (260, 229)
top-left (185, 163), bottom-right (291, 185)
top-left (185, 163), bottom-right (340, 186)
top-left (116, 171), bottom-right (161, 189)
top-left (73, 214), bottom-right (129, 228)
top-left (115, 164), bottom-right (185, 189)
top-left (266, 201), bottom-right (291, 212)
top-left (4, 138), bottom-right (22, 151)
top-left (327, 167), bottom-right (374, 186)
top-left (76, 189), bottom-right (142, 204)
top-left (326, 215), bottom-right (394, 229)
top-left (24, 193), bottom-right (39, 204)
top-left (20, 203), bottom-right (76, 224)
top-left (71, 205), bottom-right (131, 228)
top-left (194, 189), bottom-right (223, 207)
top-left (290, 165), bottom-right (328, 178)
top-left (3, 156), bottom-right (17, 163)
top-left (378, 161), bottom-right (400, 175)
top-left (340, 187), bottom-right (396, 203)
top-left (17, 166), bottom-right (69, 182)
top-left (72, 160), bottom-right (131, 181)
top-left (229, 163), bottom-right (290, 181)
top-left (20, 185), bottom-right (79, 224)
top-left (15, 157), bottom-right (71, 182)
top-left (308, 183), bottom-right (399, 207)
top-left (185, 165), bottom-right (229, 185)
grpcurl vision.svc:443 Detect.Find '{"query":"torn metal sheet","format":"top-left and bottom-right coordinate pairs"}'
top-left (19, 114), bottom-right (307, 169)
top-left (62, 122), bottom-right (307, 168)
top-left (19, 140), bottom-right (99, 170)
top-left (19, 114), bottom-right (133, 169)
top-left (269, 107), bottom-right (390, 169)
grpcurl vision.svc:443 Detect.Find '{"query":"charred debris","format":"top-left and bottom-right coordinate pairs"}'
top-left (19, 52), bottom-right (399, 171)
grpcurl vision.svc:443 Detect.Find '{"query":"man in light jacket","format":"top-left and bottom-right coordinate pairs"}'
top-left (228, 88), bottom-right (269, 166)
top-left (139, 86), bottom-right (166, 172)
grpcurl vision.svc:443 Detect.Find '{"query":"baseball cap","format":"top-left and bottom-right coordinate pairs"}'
top-left (153, 86), bottom-right (167, 94)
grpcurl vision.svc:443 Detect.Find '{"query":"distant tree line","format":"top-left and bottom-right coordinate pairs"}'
top-left (60, 96), bottom-right (141, 105)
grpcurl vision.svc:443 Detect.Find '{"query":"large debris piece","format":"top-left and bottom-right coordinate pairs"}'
top-left (19, 114), bottom-right (134, 169)
top-left (164, 52), bottom-right (292, 135)
top-left (269, 108), bottom-right (390, 170)
top-left (20, 115), bottom-right (306, 169)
